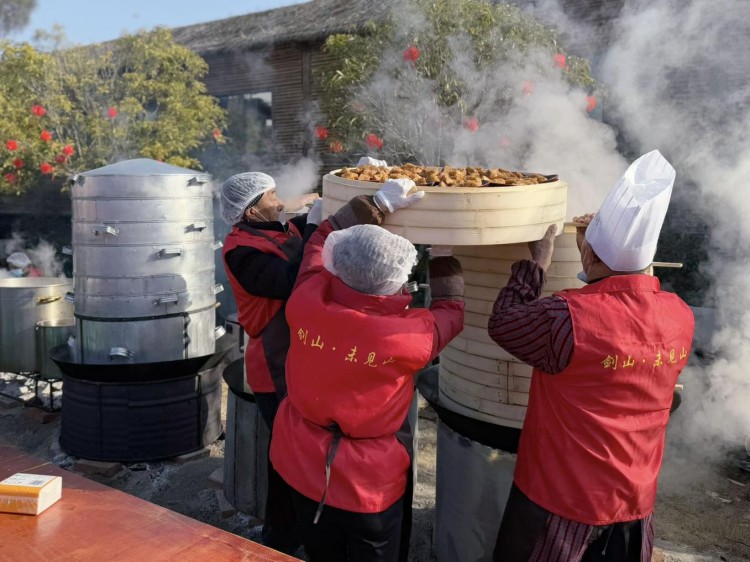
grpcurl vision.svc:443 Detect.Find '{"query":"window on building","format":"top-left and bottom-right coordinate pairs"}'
top-left (218, 91), bottom-right (273, 155)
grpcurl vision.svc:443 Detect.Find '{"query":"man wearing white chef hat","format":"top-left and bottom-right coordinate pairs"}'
top-left (487, 150), bottom-right (695, 562)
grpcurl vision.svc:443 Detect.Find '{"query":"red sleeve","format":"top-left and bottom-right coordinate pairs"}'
top-left (294, 220), bottom-right (334, 291)
top-left (427, 300), bottom-right (465, 362)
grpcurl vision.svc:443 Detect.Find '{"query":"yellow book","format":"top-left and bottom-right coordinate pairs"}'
top-left (0, 473), bottom-right (63, 515)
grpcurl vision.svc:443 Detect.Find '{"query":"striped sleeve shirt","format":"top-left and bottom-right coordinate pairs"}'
top-left (487, 259), bottom-right (574, 374)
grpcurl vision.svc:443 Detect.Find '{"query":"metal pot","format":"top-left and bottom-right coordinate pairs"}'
top-left (35, 318), bottom-right (75, 379)
top-left (0, 277), bottom-right (74, 373)
top-left (75, 308), bottom-right (224, 364)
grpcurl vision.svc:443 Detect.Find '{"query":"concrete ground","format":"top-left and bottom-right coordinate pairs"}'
top-left (0, 381), bottom-right (748, 561)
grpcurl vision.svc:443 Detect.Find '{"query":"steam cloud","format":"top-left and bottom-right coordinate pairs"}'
top-left (594, 0), bottom-right (750, 480)
top-left (2, 233), bottom-right (66, 278)
top-left (354, 1), bottom-right (628, 218)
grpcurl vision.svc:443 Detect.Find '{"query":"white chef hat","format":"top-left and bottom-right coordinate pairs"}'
top-left (585, 150), bottom-right (675, 272)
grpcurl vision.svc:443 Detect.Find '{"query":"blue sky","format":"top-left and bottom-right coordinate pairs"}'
top-left (11, 0), bottom-right (307, 45)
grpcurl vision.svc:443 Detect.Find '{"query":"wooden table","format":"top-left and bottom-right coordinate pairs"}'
top-left (0, 443), bottom-right (298, 561)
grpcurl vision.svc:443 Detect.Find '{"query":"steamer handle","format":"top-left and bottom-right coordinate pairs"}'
top-left (37, 295), bottom-right (62, 304)
top-left (109, 347), bottom-right (134, 360)
top-left (213, 283), bottom-right (224, 295)
top-left (153, 294), bottom-right (181, 306)
top-left (64, 292), bottom-right (75, 303)
top-left (93, 224), bottom-right (119, 236)
top-left (212, 240), bottom-right (224, 251)
top-left (187, 222), bottom-right (207, 232)
top-left (187, 176), bottom-right (208, 186)
top-left (214, 326), bottom-right (227, 340)
top-left (158, 247), bottom-right (183, 258)
top-left (62, 245), bottom-right (73, 255)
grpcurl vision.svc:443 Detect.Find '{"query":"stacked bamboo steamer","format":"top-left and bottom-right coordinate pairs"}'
top-left (322, 172), bottom-right (567, 245)
top-left (439, 224), bottom-right (584, 428)
top-left (322, 171), bottom-right (580, 429)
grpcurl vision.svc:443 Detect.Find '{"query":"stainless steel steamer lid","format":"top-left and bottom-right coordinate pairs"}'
top-left (71, 158), bottom-right (212, 198)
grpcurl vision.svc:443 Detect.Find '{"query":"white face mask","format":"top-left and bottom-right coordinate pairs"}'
top-left (250, 206), bottom-right (286, 225)
top-left (10, 268), bottom-right (24, 278)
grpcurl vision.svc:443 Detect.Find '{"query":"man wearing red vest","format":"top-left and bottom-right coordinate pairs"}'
top-left (488, 151), bottom-right (695, 562)
top-left (221, 171), bottom-right (322, 554)
top-left (270, 179), bottom-right (465, 561)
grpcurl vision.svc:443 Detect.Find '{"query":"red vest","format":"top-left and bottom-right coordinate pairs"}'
top-left (223, 223), bottom-right (301, 393)
top-left (515, 275), bottom-right (694, 525)
top-left (270, 271), bottom-right (434, 513)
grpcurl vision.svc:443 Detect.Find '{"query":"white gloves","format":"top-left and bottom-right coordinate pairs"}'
top-left (307, 199), bottom-right (324, 226)
top-left (429, 246), bottom-right (453, 258)
top-left (358, 156), bottom-right (388, 167)
top-left (374, 178), bottom-right (425, 213)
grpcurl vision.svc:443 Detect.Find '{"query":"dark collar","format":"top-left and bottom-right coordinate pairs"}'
top-left (237, 220), bottom-right (287, 234)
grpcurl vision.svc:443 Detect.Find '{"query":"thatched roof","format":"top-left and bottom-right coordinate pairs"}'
top-left (172, 0), bottom-right (392, 54)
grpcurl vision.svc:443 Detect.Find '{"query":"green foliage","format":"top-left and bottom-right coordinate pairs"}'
top-left (0, 28), bottom-right (226, 194)
top-left (315, 0), bottom-right (597, 162)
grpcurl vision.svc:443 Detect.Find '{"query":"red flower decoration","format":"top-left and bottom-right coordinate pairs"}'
top-left (554, 53), bottom-right (567, 69)
top-left (212, 128), bottom-right (222, 139)
top-left (31, 105), bottom-right (47, 117)
top-left (107, 107), bottom-right (118, 119)
top-left (55, 154), bottom-right (67, 164)
top-left (365, 133), bottom-right (383, 150)
top-left (4, 173), bottom-right (17, 184)
top-left (402, 45), bottom-right (420, 63)
top-left (12, 158), bottom-right (24, 169)
top-left (463, 117), bottom-right (479, 133)
top-left (314, 125), bottom-right (329, 140)
top-left (522, 80), bottom-right (534, 96)
top-left (329, 140), bottom-right (344, 153)
top-left (586, 95), bottom-right (597, 112)
top-left (39, 162), bottom-right (53, 175)
top-left (5, 140), bottom-right (18, 151)
top-left (62, 144), bottom-right (75, 156)
top-left (40, 130), bottom-right (52, 142)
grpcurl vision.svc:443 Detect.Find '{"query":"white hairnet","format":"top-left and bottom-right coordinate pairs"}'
top-left (220, 172), bottom-right (275, 225)
top-left (7, 252), bottom-right (31, 268)
top-left (322, 225), bottom-right (417, 295)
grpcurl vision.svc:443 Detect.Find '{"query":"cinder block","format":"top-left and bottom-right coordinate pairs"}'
top-left (215, 489), bottom-right (237, 519)
top-left (172, 447), bottom-right (211, 465)
top-left (73, 459), bottom-right (123, 478)
top-left (23, 408), bottom-right (59, 424)
top-left (0, 397), bottom-right (20, 410)
top-left (206, 466), bottom-right (224, 489)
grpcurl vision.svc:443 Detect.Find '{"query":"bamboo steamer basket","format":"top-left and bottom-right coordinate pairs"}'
top-left (322, 171), bottom-right (567, 246)
top-left (438, 223), bottom-right (584, 428)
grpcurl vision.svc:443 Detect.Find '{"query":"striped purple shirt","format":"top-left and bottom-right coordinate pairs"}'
top-left (487, 259), bottom-right (574, 373)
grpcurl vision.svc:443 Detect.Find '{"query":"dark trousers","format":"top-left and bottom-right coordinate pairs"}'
top-left (253, 392), bottom-right (300, 556)
top-left (494, 484), bottom-right (647, 562)
top-left (281, 476), bottom-right (404, 562)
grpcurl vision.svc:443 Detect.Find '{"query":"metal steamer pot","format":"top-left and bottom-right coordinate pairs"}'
top-left (69, 159), bottom-right (224, 364)
top-left (35, 318), bottom-right (75, 378)
top-left (0, 278), bottom-right (74, 372)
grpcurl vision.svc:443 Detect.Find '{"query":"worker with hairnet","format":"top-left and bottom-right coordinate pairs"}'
top-left (487, 151), bottom-right (695, 562)
top-left (269, 178), bottom-right (465, 562)
top-left (6, 252), bottom-right (42, 278)
top-left (221, 171), bottom-right (321, 554)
